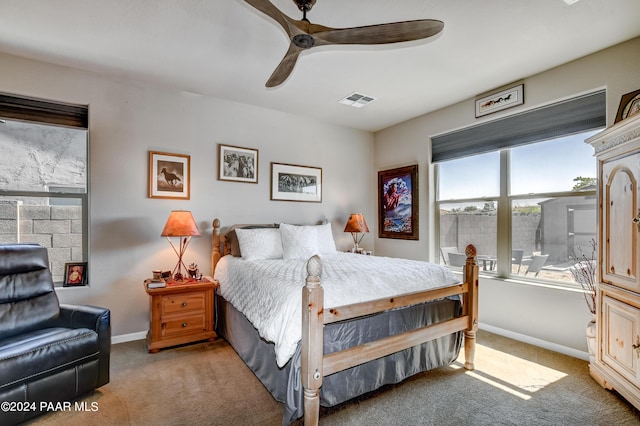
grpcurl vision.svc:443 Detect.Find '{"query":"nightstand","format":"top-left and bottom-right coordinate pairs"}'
top-left (144, 278), bottom-right (219, 353)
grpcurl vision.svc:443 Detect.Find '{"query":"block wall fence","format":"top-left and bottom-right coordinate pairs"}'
top-left (0, 201), bottom-right (83, 283)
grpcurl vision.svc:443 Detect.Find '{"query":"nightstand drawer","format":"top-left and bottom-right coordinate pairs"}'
top-left (162, 313), bottom-right (206, 337)
top-left (162, 291), bottom-right (205, 315)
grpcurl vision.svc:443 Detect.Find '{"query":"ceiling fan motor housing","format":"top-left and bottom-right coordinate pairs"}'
top-left (294, 0), bottom-right (316, 12)
top-left (293, 34), bottom-right (315, 48)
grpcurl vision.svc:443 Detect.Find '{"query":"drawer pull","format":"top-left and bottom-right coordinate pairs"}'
top-left (182, 322), bottom-right (187, 328)
top-left (182, 302), bottom-right (187, 307)
top-left (634, 336), bottom-right (640, 358)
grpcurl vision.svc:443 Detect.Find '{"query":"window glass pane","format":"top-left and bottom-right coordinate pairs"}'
top-left (439, 201), bottom-right (497, 270)
top-left (0, 119), bottom-right (87, 192)
top-left (511, 196), bottom-right (596, 284)
top-left (510, 130), bottom-right (599, 195)
top-left (0, 118), bottom-right (87, 285)
top-left (438, 151), bottom-right (500, 200)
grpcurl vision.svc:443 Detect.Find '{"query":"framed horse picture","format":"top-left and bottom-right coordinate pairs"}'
top-left (378, 164), bottom-right (418, 240)
top-left (149, 151), bottom-right (190, 199)
top-left (218, 144), bottom-right (259, 183)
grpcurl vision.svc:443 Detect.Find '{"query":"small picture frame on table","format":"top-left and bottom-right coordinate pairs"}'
top-left (63, 262), bottom-right (87, 287)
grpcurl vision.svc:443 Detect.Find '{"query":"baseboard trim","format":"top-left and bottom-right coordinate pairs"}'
top-left (479, 323), bottom-right (589, 361)
top-left (112, 331), bottom-right (147, 344)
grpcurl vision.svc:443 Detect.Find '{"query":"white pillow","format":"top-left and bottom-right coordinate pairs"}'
top-left (280, 223), bottom-right (320, 260)
top-left (235, 228), bottom-right (283, 260)
top-left (316, 222), bottom-right (337, 254)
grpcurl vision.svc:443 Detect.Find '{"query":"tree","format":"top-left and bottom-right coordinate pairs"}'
top-left (572, 176), bottom-right (596, 191)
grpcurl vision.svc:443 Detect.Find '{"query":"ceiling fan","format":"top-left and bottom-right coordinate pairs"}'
top-left (245, 0), bottom-right (444, 87)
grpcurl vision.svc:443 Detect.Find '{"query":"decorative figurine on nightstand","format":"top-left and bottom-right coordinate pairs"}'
top-left (187, 263), bottom-right (202, 280)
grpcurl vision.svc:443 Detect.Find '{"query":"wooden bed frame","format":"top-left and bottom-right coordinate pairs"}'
top-left (211, 218), bottom-right (479, 426)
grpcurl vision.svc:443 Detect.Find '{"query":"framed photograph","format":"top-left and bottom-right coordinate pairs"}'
top-left (475, 84), bottom-right (524, 118)
top-left (614, 89), bottom-right (640, 123)
top-left (218, 144), bottom-right (258, 183)
top-left (378, 165), bottom-right (418, 240)
top-left (149, 151), bottom-right (190, 199)
top-left (63, 262), bottom-right (87, 286)
top-left (271, 162), bottom-right (322, 202)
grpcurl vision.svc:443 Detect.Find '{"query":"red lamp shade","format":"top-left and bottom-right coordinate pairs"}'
top-left (161, 210), bottom-right (201, 237)
top-left (344, 213), bottom-right (369, 252)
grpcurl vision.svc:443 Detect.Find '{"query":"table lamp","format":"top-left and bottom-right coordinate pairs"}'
top-left (161, 210), bottom-right (201, 281)
top-left (344, 213), bottom-right (369, 253)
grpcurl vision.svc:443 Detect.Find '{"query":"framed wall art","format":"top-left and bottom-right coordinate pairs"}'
top-left (271, 162), bottom-right (322, 202)
top-left (63, 262), bottom-right (87, 286)
top-left (475, 84), bottom-right (524, 118)
top-left (149, 151), bottom-right (190, 199)
top-left (218, 144), bottom-right (258, 183)
top-left (614, 89), bottom-right (640, 123)
top-left (378, 164), bottom-right (418, 240)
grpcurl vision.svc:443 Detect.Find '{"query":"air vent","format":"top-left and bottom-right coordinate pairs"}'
top-left (338, 92), bottom-right (376, 108)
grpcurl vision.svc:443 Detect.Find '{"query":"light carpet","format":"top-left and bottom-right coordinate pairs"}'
top-left (29, 331), bottom-right (640, 425)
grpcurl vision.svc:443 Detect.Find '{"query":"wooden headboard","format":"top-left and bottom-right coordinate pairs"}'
top-left (210, 218), bottom-right (279, 275)
top-left (210, 218), bottom-right (329, 276)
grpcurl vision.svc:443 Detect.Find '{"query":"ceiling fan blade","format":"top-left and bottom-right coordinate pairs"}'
top-left (266, 43), bottom-right (304, 87)
top-left (312, 19), bottom-right (444, 46)
top-left (244, 0), bottom-right (296, 37)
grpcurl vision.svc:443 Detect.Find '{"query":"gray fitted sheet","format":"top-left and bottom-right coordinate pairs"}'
top-left (215, 293), bottom-right (463, 424)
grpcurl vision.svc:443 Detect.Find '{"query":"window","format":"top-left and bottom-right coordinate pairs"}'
top-left (0, 94), bottom-right (88, 285)
top-left (434, 91), bottom-right (604, 287)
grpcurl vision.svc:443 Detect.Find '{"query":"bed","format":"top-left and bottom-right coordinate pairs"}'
top-left (210, 218), bottom-right (479, 425)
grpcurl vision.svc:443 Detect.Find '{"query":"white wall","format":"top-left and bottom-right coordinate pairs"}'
top-left (1, 52), bottom-right (374, 338)
top-left (373, 36), bottom-right (640, 355)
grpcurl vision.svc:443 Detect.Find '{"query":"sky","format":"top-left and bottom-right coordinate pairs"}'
top-left (438, 129), bottom-right (600, 201)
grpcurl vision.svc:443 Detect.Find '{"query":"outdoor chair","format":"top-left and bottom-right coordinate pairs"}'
top-left (524, 254), bottom-right (549, 277)
top-left (440, 246), bottom-right (459, 265)
top-left (447, 252), bottom-right (467, 267)
top-left (512, 249), bottom-right (524, 274)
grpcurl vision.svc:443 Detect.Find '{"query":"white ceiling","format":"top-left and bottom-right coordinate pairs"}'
top-left (1, 0), bottom-right (639, 132)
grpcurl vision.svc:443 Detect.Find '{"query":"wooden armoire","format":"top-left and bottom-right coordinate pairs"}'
top-left (586, 112), bottom-right (640, 409)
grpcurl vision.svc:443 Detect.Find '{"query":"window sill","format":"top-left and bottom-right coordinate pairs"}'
top-left (451, 269), bottom-right (585, 294)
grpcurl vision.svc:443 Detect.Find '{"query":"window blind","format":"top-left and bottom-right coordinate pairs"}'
top-left (0, 93), bottom-right (88, 129)
top-left (431, 90), bottom-right (605, 163)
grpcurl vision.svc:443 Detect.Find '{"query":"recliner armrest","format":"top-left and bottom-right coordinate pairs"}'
top-left (43, 304), bottom-right (111, 387)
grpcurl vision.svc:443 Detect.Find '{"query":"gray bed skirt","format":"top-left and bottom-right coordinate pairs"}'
top-left (215, 292), bottom-right (463, 424)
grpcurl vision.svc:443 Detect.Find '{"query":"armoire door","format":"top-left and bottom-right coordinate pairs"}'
top-left (601, 152), bottom-right (639, 293)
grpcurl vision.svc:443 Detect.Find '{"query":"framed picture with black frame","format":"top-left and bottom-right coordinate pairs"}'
top-left (218, 144), bottom-right (258, 183)
top-left (378, 164), bottom-right (418, 240)
top-left (63, 262), bottom-right (87, 287)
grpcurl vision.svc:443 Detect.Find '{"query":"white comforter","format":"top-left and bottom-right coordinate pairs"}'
top-left (214, 252), bottom-right (461, 367)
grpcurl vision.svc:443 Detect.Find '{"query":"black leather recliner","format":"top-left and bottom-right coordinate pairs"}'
top-left (0, 244), bottom-right (110, 425)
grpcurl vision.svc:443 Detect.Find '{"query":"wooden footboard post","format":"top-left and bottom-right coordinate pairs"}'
top-left (302, 255), bottom-right (323, 426)
top-left (463, 244), bottom-right (479, 370)
top-left (211, 218), bottom-right (221, 276)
